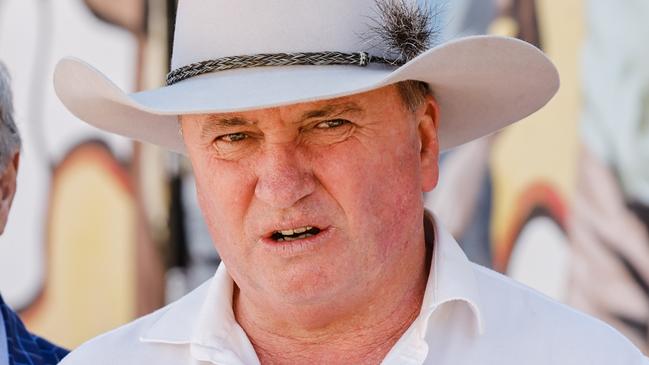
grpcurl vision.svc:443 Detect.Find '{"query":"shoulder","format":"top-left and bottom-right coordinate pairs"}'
top-left (471, 264), bottom-right (648, 364)
top-left (59, 312), bottom-right (161, 365)
top-left (59, 280), bottom-right (211, 365)
top-left (58, 304), bottom-right (188, 365)
top-left (1, 295), bottom-right (69, 363)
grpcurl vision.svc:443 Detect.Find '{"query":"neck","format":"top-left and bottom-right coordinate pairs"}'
top-left (234, 232), bottom-right (431, 365)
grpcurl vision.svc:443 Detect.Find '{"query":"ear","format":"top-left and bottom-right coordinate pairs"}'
top-left (417, 94), bottom-right (440, 192)
top-left (0, 151), bottom-right (20, 235)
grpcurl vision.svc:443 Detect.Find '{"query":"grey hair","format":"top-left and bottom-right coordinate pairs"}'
top-left (396, 80), bottom-right (431, 112)
top-left (0, 62), bottom-right (20, 169)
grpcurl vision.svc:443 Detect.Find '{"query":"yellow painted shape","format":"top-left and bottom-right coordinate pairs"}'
top-left (24, 148), bottom-right (136, 348)
top-left (491, 0), bottom-right (584, 248)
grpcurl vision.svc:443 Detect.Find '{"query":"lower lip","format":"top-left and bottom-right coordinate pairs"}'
top-left (260, 227), bottom-right (334, 257)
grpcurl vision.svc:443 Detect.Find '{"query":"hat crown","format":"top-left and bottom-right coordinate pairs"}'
top-left (171, 0), bottom-right (398, 69)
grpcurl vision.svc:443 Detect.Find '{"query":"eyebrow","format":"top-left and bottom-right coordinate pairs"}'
top-left (198, 102), bottom-right (363, 139)
top-left (300, 102), bottom-right (363, 120)
top-left (199, 116), bottom-right (255, 140)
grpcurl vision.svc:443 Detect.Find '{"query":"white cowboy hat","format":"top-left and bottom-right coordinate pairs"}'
top-left (53, 0), bottom-right (559, 155)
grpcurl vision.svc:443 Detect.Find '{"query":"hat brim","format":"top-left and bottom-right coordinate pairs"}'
top-left (54, 35), bottom-right (559, 154)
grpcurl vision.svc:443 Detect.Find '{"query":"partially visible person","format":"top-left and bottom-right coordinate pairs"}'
top-left (0, 62), bottom-right (68, 365)
top-left (568, 0), bottom-right (649, 353)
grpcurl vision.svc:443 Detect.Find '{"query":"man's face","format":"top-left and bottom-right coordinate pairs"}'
top-left (181, 85), bottom-right (439, 308)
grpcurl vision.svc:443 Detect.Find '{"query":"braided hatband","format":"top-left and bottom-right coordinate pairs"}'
top-left (166, 51), bottom-right (403, 85)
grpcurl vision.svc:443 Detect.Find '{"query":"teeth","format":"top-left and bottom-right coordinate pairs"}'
top-left (272, 226), bottom-right (319, 242)
top-left (276, 233), bottom-right (313, 242)
top-left (280, 229), bottom-right (295, 236)
top-left (278, 226), bottom-right (313, 236)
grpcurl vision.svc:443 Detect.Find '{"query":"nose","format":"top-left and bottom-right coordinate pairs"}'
top-left (254, 143), bottom-right (316, 209)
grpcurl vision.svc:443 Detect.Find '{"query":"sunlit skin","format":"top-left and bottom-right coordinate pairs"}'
top-left (180, 85), bottom-right (440, 363)
top-left (0, 151), bottom-right (19, 235)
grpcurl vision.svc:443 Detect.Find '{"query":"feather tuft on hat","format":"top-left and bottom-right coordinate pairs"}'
top-left (366, 0), bottom-right (442, 63)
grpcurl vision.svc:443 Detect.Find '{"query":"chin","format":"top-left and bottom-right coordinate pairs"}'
top-left (269, 266), bottom-right (348, 306)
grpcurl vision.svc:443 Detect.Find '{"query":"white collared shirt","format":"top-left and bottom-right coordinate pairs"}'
top-left (61, 217), bottom-right (648, 364)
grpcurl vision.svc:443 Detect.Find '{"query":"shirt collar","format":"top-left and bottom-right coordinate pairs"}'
top-left (141, 263), bottom-right (258, 364)
top-left (140, 211), bottom-right (485, 350)
top-left (140, 262), bottom-right (240, 344)
top-left (418, 211), bottom-right (485, 336)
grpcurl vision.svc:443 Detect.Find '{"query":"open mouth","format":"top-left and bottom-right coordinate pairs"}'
top-left (270, 226), bottom-right (322, 242)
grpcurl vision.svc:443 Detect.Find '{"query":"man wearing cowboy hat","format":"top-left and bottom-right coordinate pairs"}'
top-left (54, 0), bottom-right (648, 364)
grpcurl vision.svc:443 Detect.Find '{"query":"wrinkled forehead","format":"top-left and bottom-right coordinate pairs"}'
top-left (179, 84), bottom-right (406, 126)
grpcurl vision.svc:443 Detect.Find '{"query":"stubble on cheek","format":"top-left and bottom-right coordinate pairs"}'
top-left (193, 162), bottom-right (253, 258)
top-left (367, 141), bottom-right (423, 262)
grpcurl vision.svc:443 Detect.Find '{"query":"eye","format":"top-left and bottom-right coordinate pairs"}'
top-left (218, 132), bottom-right (248, 142)
top-left (302, 118), bottom-right (355, 146)
top-left (315, 119), bottom-right (349, 129)
top-left (211, 131), bottom-right (257, 160)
